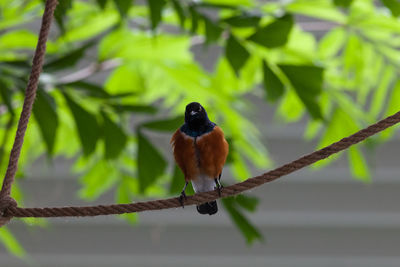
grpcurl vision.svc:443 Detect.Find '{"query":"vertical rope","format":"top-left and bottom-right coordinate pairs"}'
top-left (0, 0), bottom-right (58, 226)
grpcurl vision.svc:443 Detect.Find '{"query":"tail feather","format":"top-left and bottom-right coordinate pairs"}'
top-left (196, 201), bottom-right (218, 215)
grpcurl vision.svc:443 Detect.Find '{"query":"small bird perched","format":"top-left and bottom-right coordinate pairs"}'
top-left (171, 102), bottom-right (229, 215)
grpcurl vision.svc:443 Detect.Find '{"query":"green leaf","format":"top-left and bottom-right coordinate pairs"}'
top-left (137, 131), bottom-right (167, 192)
top-left (140, 116), bottom-right (184, 132)
top-left (113, 0), bottom-right (133, 18)
top-left (101, 111), bottom-right (127, 159)
top-left (279, 64), bottom-right (324, 119)
top-left (222, 14), bottom-right (261, 27)
top-left (277, 88), bottom-right (305, 122)
top-left (203, 16), bottom-right (223, 44)
top-left (319, 107), bottom-right (359, 148)
top-left (169, 164), bottom-right (194, 195)
top-left (61, 6), bottom-right (118, 43)
top-left (224, 137), bottom-right (234, 164)
top-left (189, 5), bottom-right (200, 33)
top-left (54, 0), bottom-right (72, 33)
top-left (333, 0), bottom-right (353, 8)
top-left (0, 79), bottom-right (15, 116)
top-left (225, 34), bottom-right (250, 75)
top-left (369, 66), bottom-right (394, 118)
top-left (109, 104), bottom-right (157, 114)
top-left (116, 177), bottom-right (138, 224)
top-left (169, 164), bottom-right (184, 194)
top-left (279, 65), bottom-right (323, 95)
top-left (99, 30), bottom-right (191, 61)
top-left (63, 81), bottom-right (111, 98)
top-left (196, 0), bottom-right (245, 10)
top-left (262, 60), bottom-right (284, 102)
top-left (97, 0), bottom-right (108, 9)
top-left (108, 92), bottom-right (137, 99)
top-left (231, 151), bottom-right (251, 180)
top-left (0, 60), bottom-right (31, 71)
top-left (315, 107), bottom-right (358, 168)
top-left (120, 212), bottom-right (138, 225)
top-left (318, 27), bottom-right (346, 59)
top-left (0, 30), bottom-right (38, 50)
top-left (381, 80), bottom-right (400, 140)
top-left (348, 146), bottom-right (371, 182)
top-left (64, 81), bottom-right (134, 99)
top-left (0, 228), bottom-right (26, 258)
top-left (286, 1), bottom-right (347, 23)
top-left (33, 89), bottom-right (59, 155)
top-left (44, 41), bottom-right (96, 72)
top-left (235, 194), bottom-right (259, 212)
top-left (148, 0), bottom-right (166, 30)
top-left (171, 0), bottom-right (186, 27)
top-left (79, 160), bottom-right (119, 200)
top-left (304, 120), bottom-right (322, 140)
top-left (222, 197), bottom-right (263, 244)
top-left (196, 1), bottom-right (248, 8)
top-left (247, 14), bottom-right (294, 48)
top-left (63, 93), bottom-right (100, 156)
top-left (343, 34), bottom-right (361, 73)
top-left (381, 0), bottom-right (400, 17)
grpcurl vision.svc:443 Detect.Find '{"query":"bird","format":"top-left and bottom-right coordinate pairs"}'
top-left (170, 102), bottom-right (229, 215)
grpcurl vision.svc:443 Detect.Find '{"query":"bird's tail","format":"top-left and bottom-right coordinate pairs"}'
top-left (196, 201), bottom-right (218, 215)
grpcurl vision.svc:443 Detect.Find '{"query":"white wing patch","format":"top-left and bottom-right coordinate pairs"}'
top-left (191, 174), bottom-right (215, 193)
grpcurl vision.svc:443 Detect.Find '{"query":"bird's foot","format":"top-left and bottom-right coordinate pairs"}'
top-left (178, 191), bottom-right (187, 208)
top-left (216, 185), bottom-right (223, 197)
top-left (214, 179), bottom-right (223, 197)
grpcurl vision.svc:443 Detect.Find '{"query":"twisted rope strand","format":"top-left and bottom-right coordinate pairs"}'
top-left (4, 110), bottom-right (400, 218)
top-left (0, 0), bottom-right (58, 226)
top-left (0, 0), bottom-right (58, 197)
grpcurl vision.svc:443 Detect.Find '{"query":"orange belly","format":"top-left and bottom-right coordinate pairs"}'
top-left (171, 126), bottom-right (229, 182)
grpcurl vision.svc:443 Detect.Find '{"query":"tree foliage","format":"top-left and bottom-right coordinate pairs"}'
top-left (0, 0), bottom-right (399, 256)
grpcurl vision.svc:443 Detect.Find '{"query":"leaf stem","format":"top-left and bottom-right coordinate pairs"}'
top-left (57, 59), bottom-right (122, 84)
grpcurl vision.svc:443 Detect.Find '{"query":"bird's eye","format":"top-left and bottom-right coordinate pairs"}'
top-left (198, 107), bottom-right (202, 112)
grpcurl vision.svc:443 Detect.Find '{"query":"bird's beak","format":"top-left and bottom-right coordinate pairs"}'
top-left (190, 111), bottom-right (197, 116)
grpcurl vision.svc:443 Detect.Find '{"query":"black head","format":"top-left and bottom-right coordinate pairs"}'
top-left (184, 102), bottom-right (209, 130)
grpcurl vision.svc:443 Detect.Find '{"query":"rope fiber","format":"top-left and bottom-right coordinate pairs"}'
top-left (0, 0), bottom-right (58, 226)
top-left (1, 0), bottom-right (400, 222)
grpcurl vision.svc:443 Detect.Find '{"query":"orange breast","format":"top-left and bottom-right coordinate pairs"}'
top-left (171, 129), bottom-right (198, 181)
top-left (195, 126), bottom-right (229, 179)
top-left (171, 126), bottom-right (229, 181)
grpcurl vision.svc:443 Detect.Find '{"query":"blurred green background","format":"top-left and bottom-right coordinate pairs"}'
top-left (0, 0), bottom-right (399, 264)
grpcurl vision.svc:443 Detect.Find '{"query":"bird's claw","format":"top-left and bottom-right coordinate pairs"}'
top-left (178, 191), bottom-right (187, 208)
top-left (214, 178), bottom-right (223, 197)
top-left (216, 184), bottom-right (223, 197)
top-left (216, 187), bottom-right (222, 197)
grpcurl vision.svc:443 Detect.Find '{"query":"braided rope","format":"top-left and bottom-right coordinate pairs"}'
top-left (0, 0), bottom-right (58, 226)
top-left (1, 0), bottom-right (400, 221)
top-left (3, 110), bottom-right (400, 218)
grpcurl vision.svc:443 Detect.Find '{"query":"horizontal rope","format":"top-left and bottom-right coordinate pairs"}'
top-left (4, 110), bottom-right (400, 218)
